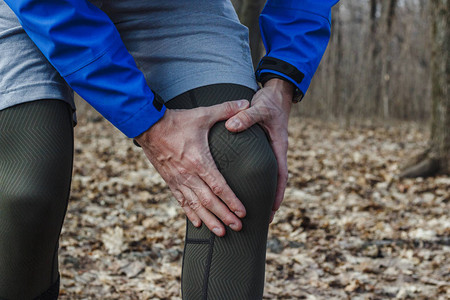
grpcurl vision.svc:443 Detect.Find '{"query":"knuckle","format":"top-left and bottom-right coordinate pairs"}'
top-left (191, 157), bottom-right (203, 171)
top-left (189, 200), bottom-right (201, 212)
top-left (242, 111), bottom-right (254, 124)
top-left (224, 102), bottom-right (234, 116)
top-left (211, 184), bottom-right (224, 196)
top-left (200, 196), bottom-right (212, 208)
top-left (178, 167), bottom-right (189, 176)
top-left (259, 105), bottom-right (271, 117)
top-left (177, 197), bottom-right (186, 207)
top-left (224, 215), bottom-right (237, 226)
top-left (172, 190), bottom-right (186, 207)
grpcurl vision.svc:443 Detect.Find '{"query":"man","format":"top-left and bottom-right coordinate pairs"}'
top-left (0, 0), bottom-right (338, 299)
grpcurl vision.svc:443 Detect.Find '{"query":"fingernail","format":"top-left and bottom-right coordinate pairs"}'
top-left (229, 119), bottom-right (241, 130)
top-left (229, 223), bottom-right (239, 231)
top-left (238, 100), bottom-right (247, 108)
top-left (235, 210), bottom-right (244, 218)
top-left (213, 227), bottom-right (221, 235)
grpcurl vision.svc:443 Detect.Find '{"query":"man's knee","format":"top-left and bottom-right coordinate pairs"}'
top-left (209, 121), bottom-right (276, 174)
top-left (208, 122), bottom-right (278, 213)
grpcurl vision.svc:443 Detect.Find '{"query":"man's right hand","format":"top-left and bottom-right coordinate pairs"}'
top-left (135, 100), bottom-right (250, 237)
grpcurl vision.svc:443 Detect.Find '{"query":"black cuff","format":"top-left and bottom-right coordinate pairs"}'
top-left (257, 72), bottom-right (304, 103)
top-left (133, 90), bottom-right (165, 147)
top-left (152, 92), bottom-right (165, 112)
top-left (258, 73), bottom-right (288, 86)
top-left (256, 57), bottom-right (304, 85)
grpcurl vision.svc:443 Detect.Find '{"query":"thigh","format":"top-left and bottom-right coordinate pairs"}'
top-left (0, 1), bottom-right (74, 112)
top-left (96, 0), bottom-right (258, 102)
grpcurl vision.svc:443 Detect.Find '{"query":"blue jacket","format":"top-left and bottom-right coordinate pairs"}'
top-left (4, 0), bottom-right (338, 138)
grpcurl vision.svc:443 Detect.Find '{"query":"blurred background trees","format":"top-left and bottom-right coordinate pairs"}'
top-left (401, 0), bottom-right (449, 177)
top-left (232, 0), bottom-right (431, 120)
top-left (231, 0), bottom-right (449, 176)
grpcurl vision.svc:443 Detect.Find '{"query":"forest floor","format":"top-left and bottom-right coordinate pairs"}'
top-left (59, 114), bottom-right (449, 299)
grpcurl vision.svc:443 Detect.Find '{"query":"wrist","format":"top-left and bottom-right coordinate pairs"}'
top-left (264, 78), bottom-right (295, 104)
top-left (259, 74), bottom-right (303, 103)
top-left (134, 109), bottom-right (169, 147)
top-left (262, 79), bottom-right (294, 112)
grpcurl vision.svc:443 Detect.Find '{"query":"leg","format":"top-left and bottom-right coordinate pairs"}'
top-left (166, 84), bottom-right (277, 300)
top-left (98, 2), bottom-right (270, 297)
top-left (0, 100), bottom-right (73, 300)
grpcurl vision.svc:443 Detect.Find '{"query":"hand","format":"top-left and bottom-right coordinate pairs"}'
top-left (135, 100), bottom-right (250, 237)
top-left (225, 79), bottom-right (294, 223)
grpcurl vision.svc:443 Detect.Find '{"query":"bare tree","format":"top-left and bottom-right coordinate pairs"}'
top-left (401, 0), bottom-right (449, 177)
top-left (231, 0), bottom-right (266, 69)
top-left (380, 0), bottom-right (398, 118)
top-left (367, 0), bottom-right (381, 114)
top-left (332, 3), bottom-right (343, 117)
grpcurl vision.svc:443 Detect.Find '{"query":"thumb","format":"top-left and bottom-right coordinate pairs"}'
top-left (204, 100), bottom-right (249, 125)
top-left (225, 106), bottom-right (262, 132)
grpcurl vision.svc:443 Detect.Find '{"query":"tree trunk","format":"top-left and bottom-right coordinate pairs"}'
top-left (380, 0), bottom-right (398, 119)
top-left (400, 0), bottom-right (449, 177)
top-left (230, 0), bottom-right (243, 14)
top-left (231, 0), bottom-right (266, 69)
top-left (331, 4), bottom-right (343, 118)
top-left (368, 0), bottom-right (381, 114)
top-left (430, 0), bottom-right (450, 174)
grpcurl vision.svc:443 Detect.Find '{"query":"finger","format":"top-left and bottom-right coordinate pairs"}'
top-left (189, 176), bottom-right (242, 231)
top-left (225, 106), bottom-right (263, 132)
top-left (269, 137), bottom-right (289, 214)
top-left (170, 188), bottom-right (202, 227)
top-left (273, 166), bottom-right (288, 212)
top-left (178, 185), bottom-right (226, 237)
top-left (182, 205), bottom-right (202, 228)
top-left (269, 210), bottom-right (276, 224)
top-left (203, 100), bottom-right (249, 126)
top-left (198, 154), bottom-right (246, 218)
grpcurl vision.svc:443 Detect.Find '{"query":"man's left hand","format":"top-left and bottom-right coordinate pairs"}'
top-left (225, 78), bottom-right (294, 223)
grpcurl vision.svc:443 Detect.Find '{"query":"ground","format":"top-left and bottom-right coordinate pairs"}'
top-left (59, 115), bottom-right (449, 299)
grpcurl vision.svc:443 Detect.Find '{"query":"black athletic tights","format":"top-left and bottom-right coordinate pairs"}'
top-left (0, 84), bottom-right (277, 299)
top-left (0, 100), bottom-right (73, 300)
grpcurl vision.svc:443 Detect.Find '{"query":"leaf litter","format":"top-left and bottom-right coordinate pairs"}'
top-left (59, 115), bottom-right (449, 299)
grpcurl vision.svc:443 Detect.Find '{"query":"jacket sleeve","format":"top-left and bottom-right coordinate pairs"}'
top-left (4, 0), bottom-right (165, 138)
top-left (255, 0), bottom-right (339, 99)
